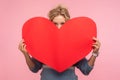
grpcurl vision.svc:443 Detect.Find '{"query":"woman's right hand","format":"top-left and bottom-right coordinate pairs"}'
top-left (18, 39), bottom-right (28, 54)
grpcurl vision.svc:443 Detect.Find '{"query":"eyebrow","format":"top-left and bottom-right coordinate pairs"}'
top-left (61, 22), bottom-right (65, 23)
top-left (53, 22), bottom-right (57, 24)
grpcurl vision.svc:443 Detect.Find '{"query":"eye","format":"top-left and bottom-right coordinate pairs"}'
top-left (54, 22), bottom-right (58, 25)
top-left (61, 22), bottom-right (65, 25)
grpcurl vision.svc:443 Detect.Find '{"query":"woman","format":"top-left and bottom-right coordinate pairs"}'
top-left (19, 5), bottom-right (101, 80)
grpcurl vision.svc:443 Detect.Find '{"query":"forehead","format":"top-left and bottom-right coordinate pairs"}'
top-left (53, 15), bottom-right (65, 22)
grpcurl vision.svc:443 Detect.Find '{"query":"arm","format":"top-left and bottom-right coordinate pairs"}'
top-left (88, 37), bottom-right (100, 67)
top-left (18, 40), bottom-right (42, 73)
top-left (75, 37), bottom-right (101, 75)
top-left (75, 58), bottom-right (93, 75)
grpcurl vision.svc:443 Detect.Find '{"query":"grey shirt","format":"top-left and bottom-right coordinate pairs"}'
top-left (31, 58), bottom-right (93, 80)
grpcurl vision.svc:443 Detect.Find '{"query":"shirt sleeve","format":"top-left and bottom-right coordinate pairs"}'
top-left (74, 58), bottom-right (93, 75)
top-left (30, 58), bottom-right (43, 73)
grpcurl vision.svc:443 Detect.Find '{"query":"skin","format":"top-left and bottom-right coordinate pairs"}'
top-left (52, 15), bottom-right (66, 29)
top-left (18, 15), bottom-right (101, 70)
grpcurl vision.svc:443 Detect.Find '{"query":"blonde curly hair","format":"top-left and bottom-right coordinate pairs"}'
top-left (48, 5), bottom-right (70, 21)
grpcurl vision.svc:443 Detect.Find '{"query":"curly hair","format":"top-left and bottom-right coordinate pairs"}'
top-left (48, 5), bottom-right (70, 21)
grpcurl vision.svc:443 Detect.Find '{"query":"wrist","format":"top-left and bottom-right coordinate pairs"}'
top-left (23, 52), bottom-right (29, 56)
top-left (92, 52), bottom-right (99, 57)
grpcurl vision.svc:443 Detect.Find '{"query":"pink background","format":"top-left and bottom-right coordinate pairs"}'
top-left (0, 0), bottom-right (120, 80)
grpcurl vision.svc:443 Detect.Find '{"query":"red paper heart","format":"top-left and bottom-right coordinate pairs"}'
top-left (22, 17), bottom-right (96, 72)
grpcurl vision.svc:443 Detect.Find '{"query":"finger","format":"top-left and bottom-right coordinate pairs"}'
top-left (23, 44), bottom-right (26, 49)
top-left (23, 44), bottom-right (27, 52)
top-left (18, 41), bottom-right (22, 49)
top-left (22, 39), bottom-right (25, 43)
top-left (93, 42), bottom-right (98, 45)
top-left (20, 40), bottom-right (23, 44)
top-left (92, 44), bottom-right (98, 48)
top-left (92, 45), bottom-right (99, 52)
top-left (92, 37), bottom-right (99, 42)
top-left (92, 45), bottom-right (99, 50)
top-left (93, 37), bottom-right (97, 40)
top-left (93, 42), bottom-right (100, 46)
top-left (18, 41), bottom-right (25, 50)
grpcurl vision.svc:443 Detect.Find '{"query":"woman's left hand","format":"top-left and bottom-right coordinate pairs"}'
top-left (92, 37), bottom-right (101, 53)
